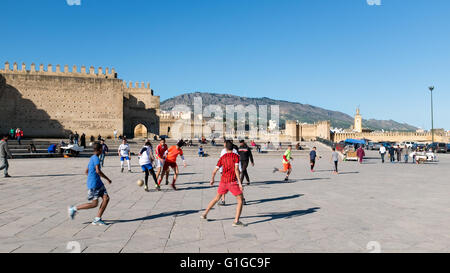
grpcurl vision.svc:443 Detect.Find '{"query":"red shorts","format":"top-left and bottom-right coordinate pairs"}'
top-left (283, 163), bottom-right (292, 171)
top-left (218, 182), bottom-right (242, 196)
top-left (163, 161), bottom-right (177, 171)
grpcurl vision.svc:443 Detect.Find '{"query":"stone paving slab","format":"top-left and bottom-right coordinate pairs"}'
top-left (1, 143), bottom-right (450, 253)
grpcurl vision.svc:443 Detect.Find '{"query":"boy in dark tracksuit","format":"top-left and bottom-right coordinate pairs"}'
top-left (238, 140), bottom-right (254, 185)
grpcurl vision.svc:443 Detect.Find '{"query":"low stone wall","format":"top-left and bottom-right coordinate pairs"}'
top-left (333, 132), bottom-right (449, 143)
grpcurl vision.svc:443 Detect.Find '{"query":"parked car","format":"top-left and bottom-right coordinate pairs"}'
top-left (426, 142), bottom-right (446, 153)
top-left (380, 142), bottom-right (392, 149)
top-left (447, 143), bottom-right (450, 152)
top-left (367, 142), bottom-right (381, 150)
top-left (400, 141), bottom-right (415, 148)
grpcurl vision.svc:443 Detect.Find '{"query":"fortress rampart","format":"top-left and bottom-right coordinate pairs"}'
top-left (333, 131), bottom-right (449, 143)
top-left (2, 61), bottom-right (117, 79)
top-left (0, 61), bottom-right (159, 138)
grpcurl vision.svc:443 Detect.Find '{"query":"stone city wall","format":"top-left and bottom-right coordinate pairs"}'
top-left (333, 131), bottom-right (449, 143)
top-left (0, 62), bottom-right (159, 138)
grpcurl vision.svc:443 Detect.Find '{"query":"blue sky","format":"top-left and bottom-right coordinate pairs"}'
top-left (2, 0), bottom-right (450, 129)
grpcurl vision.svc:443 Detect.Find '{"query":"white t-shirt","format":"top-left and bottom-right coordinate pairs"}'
top-left (220, 148), bottom-right (238, 157)
top-left (139, 146), bottom-right (153, 166)
top-left (119, 143), bottom-right (130, 157)
top-left (380, 146), bottom-right (386, 154)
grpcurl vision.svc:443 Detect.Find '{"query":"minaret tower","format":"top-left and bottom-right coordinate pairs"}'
top-left (354, 107), bottom-right (362, 133)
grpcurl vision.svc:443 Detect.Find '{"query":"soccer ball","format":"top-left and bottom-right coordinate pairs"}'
top-left (137, 180), bottom-right (144, 187)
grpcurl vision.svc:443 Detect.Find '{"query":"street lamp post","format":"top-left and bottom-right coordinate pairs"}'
top-left (429, 86), bottom-right (435, 144)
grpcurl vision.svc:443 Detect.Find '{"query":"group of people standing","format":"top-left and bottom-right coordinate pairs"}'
top-left (379, 145), bottom-right (413, 164)
top-left (68, 132), bottom-right (86, 147)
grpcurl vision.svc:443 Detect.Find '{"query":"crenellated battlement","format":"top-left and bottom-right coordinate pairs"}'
top-left (124, 81), bottom-right (151, 89)
top-left (1, 60), bottom-right (160, 138)
top-left (0, 61), bottom-right (118, 79)
top-left (124, 81), bottom-right (154, 95)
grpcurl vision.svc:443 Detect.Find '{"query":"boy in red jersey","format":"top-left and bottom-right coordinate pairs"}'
top-left (155, 138), bottom-right (169, 184)
top-left (201, 141), bottom-right (246, 227)
top-left (159, 140), bottom-right (186, 190)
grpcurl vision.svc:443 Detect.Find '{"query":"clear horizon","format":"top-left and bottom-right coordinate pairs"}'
top-left (2, 0), bottom-right (449, 130)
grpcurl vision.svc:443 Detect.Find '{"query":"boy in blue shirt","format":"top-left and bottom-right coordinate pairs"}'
top-left (68, 143), bottom-right (112, 226)
top-left (198, 146), bottom-right (205, 157)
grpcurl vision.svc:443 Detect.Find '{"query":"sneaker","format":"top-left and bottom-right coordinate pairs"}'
top-left (171, 183), bottom-right (177, 191)
top-left (218, 200), bottom-right (226, 206)
top-left (165, 180), bottom-right (169, 185)
top-left (200, 214), bottom-right (207, 220)
top-left (284, 177), bottom-right (289, 182)
top-left (68, 206), bottom-right (77, 220)
top-left (243, 199), bottom-right (247, 206)
top-left (128, 170), bottom-right (132, 173)
top-left (144, 185), bottom-right (149, 192)
top-left (155, 185), bottom-right (161, 191)
top-left (246, 181), bottom-right (251, 186)
top-left (232, 221), bottom-right (247, 227)
top-left (92, 218), bottom-right (106, 226)
top-left (121, 168), bottom-right (124, 173)
top-left (4, 174), bottom-right (11, 178)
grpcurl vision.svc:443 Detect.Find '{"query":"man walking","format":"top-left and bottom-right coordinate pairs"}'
top-left (309, 147), bottom-right (319, 172)
top-left (379, 144), bottom-right (387, 163)
top-left (396, 146), bottom-right (402, 162)
top-left (404, 145), bottom-right (410, 163)
top-left (238, 140), bottom-right (254, 185)
top-left (356, 145), bottom-right (365, 164)
top-left (331, 147), bottom-right (340, 174)
top-left (388, 146), bottom-right (395, 163)
top-left (0, 135), bottom-right (13, 178)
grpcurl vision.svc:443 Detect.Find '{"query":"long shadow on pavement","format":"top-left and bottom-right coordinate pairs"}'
top-left (337, 172), bottom-right (359, 175)
top-left (210, 207), bottom-right (320, 225)
top-left (177, 173), bottom-right (197, 176)
top-left (11, 174), bottom-right (85, 178)
top-left (251, 178), bottom-right (330, 186)
top-left (245, 194), bottom-right (303, 206)
top-left (176, 185), bottom-right (214, 191)
top-left (105, 209), bottom-right (202, 224)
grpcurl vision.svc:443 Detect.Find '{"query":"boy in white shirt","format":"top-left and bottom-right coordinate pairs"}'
top-left (118, 139), bottom-right (132, 173)
top-left (138, 141), bottom-right (159, 192)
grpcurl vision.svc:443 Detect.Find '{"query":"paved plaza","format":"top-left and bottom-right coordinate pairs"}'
top-left (1, 143), bottom-right (450, 253)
